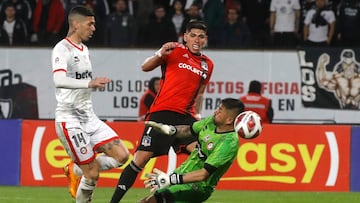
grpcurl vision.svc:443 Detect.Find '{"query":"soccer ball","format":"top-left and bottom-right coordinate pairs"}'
top-left (234, 111), bottom-right (262, 139)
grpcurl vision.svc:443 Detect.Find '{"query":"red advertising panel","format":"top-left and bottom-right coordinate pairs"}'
top-left (20, 121), bottom-right (350, 191)
top-left (220, 124), bottom-right (350, 191)
top-left (20, 120), bottom-right (186, 187)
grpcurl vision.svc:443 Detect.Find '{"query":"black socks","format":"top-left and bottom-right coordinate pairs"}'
top-left (110, 161), bottom-right (142, 203)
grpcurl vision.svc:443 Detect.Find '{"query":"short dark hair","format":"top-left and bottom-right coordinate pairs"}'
top-left (221, 98), bottom-right (244, 116)
top-left (3, 2), bottom-right (15, 9)
top-left (248, 80), bottom-right (262, 94)
top-left (186, 20), bottom-right (207, 33)
top-left (69, 5), bottom-right (94, 17)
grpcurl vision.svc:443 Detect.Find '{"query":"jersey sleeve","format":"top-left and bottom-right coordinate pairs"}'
top-left (53, 71), bottom-right (89, 88)
top-left (52, 43), bottom-right (70, 72)
top-left (304, 9), bottom-right (314, 25)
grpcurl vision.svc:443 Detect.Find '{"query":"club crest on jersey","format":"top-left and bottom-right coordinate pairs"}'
top-left (80, 147), bottom-right (87, 154)
top-left (201, 60), bottom-right (208, 71)
top-left (207, 142), bottom-right (214, 150)
top-left (141, 135), bottom-right (151, 147)
top-left (201, 60), bottom-right (208, 79)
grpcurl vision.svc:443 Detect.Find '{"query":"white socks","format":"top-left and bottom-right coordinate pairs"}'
top-left (96, 154), bottom-right (123, 171)
top-left (73, 163), bottom-right (83, 176)
top-left (76, 176), bottom-right (97, 203)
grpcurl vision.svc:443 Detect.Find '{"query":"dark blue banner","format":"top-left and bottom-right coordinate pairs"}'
top-left (351, 126), bottom-right (360, 191)
top-left (0, 119), bottom-right (21, 185)
top-left (298, 47), bottom-right (360, 110)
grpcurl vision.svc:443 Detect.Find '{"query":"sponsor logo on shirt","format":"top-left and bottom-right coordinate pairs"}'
top-left (178, 63), bottom-right (208, 79)
top-left (75, 70), bottom-right (92, 79)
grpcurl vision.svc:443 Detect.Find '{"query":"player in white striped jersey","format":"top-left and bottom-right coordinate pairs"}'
top-left (51, 6), bottom-right (129, 203)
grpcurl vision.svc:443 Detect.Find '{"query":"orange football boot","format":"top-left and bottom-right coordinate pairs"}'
top-left (63, 162), bottom-right (81, 198)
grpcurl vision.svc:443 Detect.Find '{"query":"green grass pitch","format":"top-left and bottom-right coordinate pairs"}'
top-left (0, 186), bottom-right (360, 203)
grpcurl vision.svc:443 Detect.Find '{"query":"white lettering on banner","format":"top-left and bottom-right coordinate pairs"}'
top-left (325, 132), bottom-right (339, 186)
top-left (1, 48), bottom-right (359, 123)
top-left (301, 68), bottom-right (317, 102)
top-left (32, 126), bottom-right (45, 180)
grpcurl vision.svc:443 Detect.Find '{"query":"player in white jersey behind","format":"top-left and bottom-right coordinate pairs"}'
top-left (51, 5), bottom-right (129, 203)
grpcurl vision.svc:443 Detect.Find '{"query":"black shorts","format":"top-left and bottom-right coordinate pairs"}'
top-left (137, 110), bottom-right (197, 157)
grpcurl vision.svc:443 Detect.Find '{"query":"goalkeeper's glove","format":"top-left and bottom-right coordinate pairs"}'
top-left (145, 121), bottom-right (177, 136)
top-left (144, 168), bottom-right (183, 193)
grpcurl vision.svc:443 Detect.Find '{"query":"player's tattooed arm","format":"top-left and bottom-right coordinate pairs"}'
top-left (96, 139), bottom-right (121, 152)
top-left (173, 125), bottom-right (192, 138)
top-left (145, 121), bottom-right (192, 138)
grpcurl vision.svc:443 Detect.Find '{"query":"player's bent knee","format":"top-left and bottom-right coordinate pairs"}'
top-left (82, 167), bottom-right (100, 181)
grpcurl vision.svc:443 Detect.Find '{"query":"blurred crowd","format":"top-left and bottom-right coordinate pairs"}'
top-left (0, 0), bottom-right (359, 49)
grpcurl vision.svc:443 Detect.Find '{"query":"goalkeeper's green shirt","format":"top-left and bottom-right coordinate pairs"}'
top-left (173, 116), bottom-right (239, 189)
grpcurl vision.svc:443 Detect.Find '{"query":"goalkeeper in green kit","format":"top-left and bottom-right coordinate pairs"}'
top-left (139, 98), bottom-right (245, 203)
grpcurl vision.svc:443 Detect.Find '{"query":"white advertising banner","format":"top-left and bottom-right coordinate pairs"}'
top-left (0, 47), bottom-right (359, 123)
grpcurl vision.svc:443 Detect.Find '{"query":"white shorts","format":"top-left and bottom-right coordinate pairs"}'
top-left (55, 118), bottom-right (119, 164)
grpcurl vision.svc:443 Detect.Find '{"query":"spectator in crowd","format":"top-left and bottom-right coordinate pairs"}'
top-left (336, 0), bottom-right (360, 46)
top-left (104, 0), bottom-right (137, 47)
top-left (203, 0), bottom-right (225, 47)
top-left (31, 0), bottom-right (65, 45)
top-left (303, 0), bottom-right (336, 46)
top-left (132, 0), bottom-right (154, 28)
top-left (180, 3), bottom-right (203, 34)
top-left (183, 0), bottom-right (202, 10)
top-left (0, 0), bottom-right (33, 32)
top-left (138, 4), bottom-right (177, 47)
top-left (240, 0), bottom-right (271, 47)
top-left (299, 0), bottom-right (315, 41)
top-left (168, 0), bottom-right (187, 42)
top-left (221, 7), bottom-right (252, 48)
top-left (240, 80), bottom-right (274, 124)
top-left (0, 2), bottom-right (28, 45)
top-left (224, 0), bottom-right (242, 11)
top-left (138, 76), bottom-right (161, 121)
top-left (269, 0), bottom-right (300, 48)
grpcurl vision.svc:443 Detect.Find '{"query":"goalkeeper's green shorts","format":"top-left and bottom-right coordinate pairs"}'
top-left (156, 183), bottom-right (213, 203)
